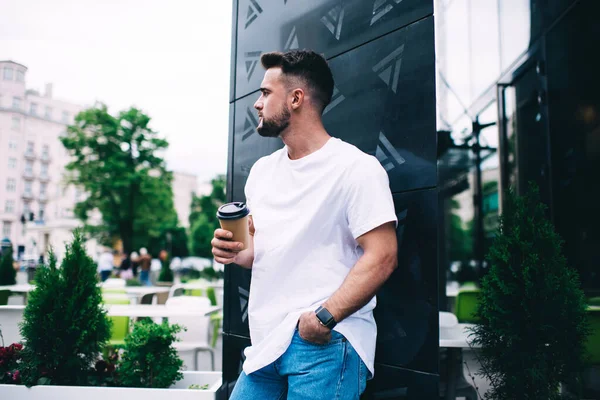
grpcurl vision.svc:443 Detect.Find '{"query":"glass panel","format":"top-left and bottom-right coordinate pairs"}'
top-left (498, 0), bottom-right (531, 70)
top-left (470, 1), bottom-right (501, 99)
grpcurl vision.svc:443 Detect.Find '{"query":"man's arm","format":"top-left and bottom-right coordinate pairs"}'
top-left (298, 221), bottom-right (397, 343)
top-left (211, 216), bottom-right (255, 269)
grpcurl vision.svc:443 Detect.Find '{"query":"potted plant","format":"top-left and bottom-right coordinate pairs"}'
top-left (0, 233), bottom-right (222, 398)
top-left (471, 186), bottom-right (590, 399)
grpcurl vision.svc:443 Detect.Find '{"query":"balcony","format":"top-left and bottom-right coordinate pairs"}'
top-left (40, 153), bottom-right (51, 163)
top-left (22, 170), bottom-right (35, 180)
top-left (22, 192), bottom-right (34, 201)
top-left (38, 193), bottom-right (48, 203)
top-left (39, 173), bottom-right (50, 183)
top-left (24, 151), bottom-right (36, 160)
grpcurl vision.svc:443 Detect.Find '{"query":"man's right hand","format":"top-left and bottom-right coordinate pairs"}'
top-left (211, 229), bottom-right (245, 265)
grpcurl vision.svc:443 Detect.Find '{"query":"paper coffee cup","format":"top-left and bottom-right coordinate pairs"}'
top-left (217, 202), bottom-right (250, 250)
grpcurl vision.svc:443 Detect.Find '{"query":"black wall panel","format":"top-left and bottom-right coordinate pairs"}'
top-left (234, 0), bottom-right (433, 100)
top-left (225, 0), bottom-right (437, 397)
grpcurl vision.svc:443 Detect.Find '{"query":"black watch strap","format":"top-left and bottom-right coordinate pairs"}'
top-left (315, 305), bottom-right (337, 330)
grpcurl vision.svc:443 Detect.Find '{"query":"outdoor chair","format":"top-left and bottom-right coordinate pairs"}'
top-left (103, 296), bottom-right (131, 348)
top-left (166, 296), bottom-right (215, 370)
top-left (455, 286), bottom-right (481, 323)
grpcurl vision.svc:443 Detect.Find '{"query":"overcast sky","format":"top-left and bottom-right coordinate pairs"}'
top-left (0, 0), bottom-right (232, 186)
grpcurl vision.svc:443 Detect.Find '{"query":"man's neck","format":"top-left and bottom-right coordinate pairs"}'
top-left (281, 119), bottom-right (331, 160)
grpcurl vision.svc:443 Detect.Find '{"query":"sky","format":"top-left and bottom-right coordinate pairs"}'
top-left (0, 0), bottom-right (233, 186)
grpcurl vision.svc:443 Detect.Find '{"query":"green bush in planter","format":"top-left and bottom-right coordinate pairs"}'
top-left (117, 319), bottom-right (183, 388)
top-left (471, 186), bottom-right (590, 399)
top-left (19, 231), bottom-right (111, 387)
top-left (0, 246), bottom-right (16, 285)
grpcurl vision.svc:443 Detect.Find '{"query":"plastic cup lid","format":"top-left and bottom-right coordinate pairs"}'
top-left (217, 202), bottom-right (250, 220)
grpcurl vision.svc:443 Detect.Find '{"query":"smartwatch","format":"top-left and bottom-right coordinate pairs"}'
top-left (315, 305), bottom-right (337, 330)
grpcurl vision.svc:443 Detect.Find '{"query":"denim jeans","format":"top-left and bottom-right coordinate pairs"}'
top-left (230, 328), bottom-right (368, 400)
top-left (139, 270), bottom-right (151, 286)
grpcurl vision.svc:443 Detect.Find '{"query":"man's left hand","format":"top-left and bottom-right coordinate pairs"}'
top-left (298, 311), bottom-right (331, 344)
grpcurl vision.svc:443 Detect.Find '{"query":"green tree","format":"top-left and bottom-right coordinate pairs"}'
top-left (0, 246), bottom-right (16, 285)
top-left (20, 231), bottom-right (111, 387)
top-left (471, 185), bottom-right (590, 399)
top-left (189, 175), bottom-right (226, 257)
top-left (60, 104), bottom-right (180, 254)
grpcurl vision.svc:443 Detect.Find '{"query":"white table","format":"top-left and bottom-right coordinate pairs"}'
top-left (0, 284), bottom-right (35, 293)
top-left (439, 323), bottom-right (480, 400)
top-left (105, 304), bottom-right (221, 318)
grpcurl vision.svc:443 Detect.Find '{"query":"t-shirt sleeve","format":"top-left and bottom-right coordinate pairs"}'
top-left (346, 156), bottom-right (397, 240)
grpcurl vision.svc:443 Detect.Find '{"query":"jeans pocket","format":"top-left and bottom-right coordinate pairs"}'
top-left (295, 328), bottom-right (346, 346)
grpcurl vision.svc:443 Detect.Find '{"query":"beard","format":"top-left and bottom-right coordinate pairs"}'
top-left (257, 105), bottom-right (291, 138)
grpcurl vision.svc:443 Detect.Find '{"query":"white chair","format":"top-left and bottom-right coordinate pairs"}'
top-left (165, 296), bottom-right (214, 370)
top-left (0, 306), bottom-right (25, 345)
top-left (102, 278), bottom-right (126, 288)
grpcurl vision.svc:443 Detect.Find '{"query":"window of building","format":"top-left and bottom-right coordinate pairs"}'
top-left (8, 158), bottom-right (17, 169)
top-left (25, 160), bottom-right (33, 174)
top-left (16, 70), bottom-right (24, 82)
top-left (41, 163), bottom-right (48, 175)
top-left (12, 116), bottom-right (20, 130)
top-left (45, 106), bottom-right (52, 119)
top-left (62, 111), bottom-right (69, 123)
top-left (8, 139), bottom-right (17, 150)
top-left (42, 144), bottom-right (49, 156)
top-left (2, 221), bottom-right (12, 238)
top-left (24, 181), bottom-right (32, 194)
top-left (23, 202), bottom-right (30, 215)
top-left (5, 200), bottom-right (15, 213)
top-left (39, 206), bottom-right (45, 221)
top-left (12, 97), bottom-right (21, 110)
top-left (26, 141), bottom-right (34, 153)
top-left (6, 178), bottom-right (16, 192)
top-left (3, 68), bottom-right (13, 81)
top-left (30, 103), bottom-right (38, 116)
top-left (40, 183), bottom-right (47, 195)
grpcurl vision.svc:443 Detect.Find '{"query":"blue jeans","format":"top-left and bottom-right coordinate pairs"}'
top-left (139, 270), bottom-right (151, 286)
top-left (230, 328), bottom-right (368, 400)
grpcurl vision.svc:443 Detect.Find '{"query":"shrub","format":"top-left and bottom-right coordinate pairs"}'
top-left (471, 186), bottom-right (590, 399)
top-left (0, 246), bottom-right (16, 286)
top-left (118, 320), bottom-right (183, 388)
top-left (19, 231), bottom-right (111, 387)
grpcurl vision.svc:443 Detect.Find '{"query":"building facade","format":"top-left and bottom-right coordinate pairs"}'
top-left (436, 0), bottom-right (600, 297)
top-left (0, 60), bottom-right (84, 260)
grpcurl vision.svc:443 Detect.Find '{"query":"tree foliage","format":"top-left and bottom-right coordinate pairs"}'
top-left (471, 185), bottom-right (590, 399)
top-left (189, 175), bottom-right (226, 258)
top-left (19, 231), bottom-right (111, 387)
top-left (60, 104), bottom-right (180, 254)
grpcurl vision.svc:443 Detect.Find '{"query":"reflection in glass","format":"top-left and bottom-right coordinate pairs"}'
top-left (499, 0), bottom-right (531, 70)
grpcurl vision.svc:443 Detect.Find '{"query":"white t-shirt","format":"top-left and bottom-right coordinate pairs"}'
top-left (97, 252), bottom-right (114, 272)
top-left (242, 137), bottom-right (397, 378)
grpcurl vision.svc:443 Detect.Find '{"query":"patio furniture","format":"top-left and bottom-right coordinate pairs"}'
top-left (455, 286), bottom-right (481, 323)
top-left (0, 305), bottom-right (23, 344)
top-left (103, 296), bottom-right (130, 348)
top-left (166, 296), bottom-right (215, 371)
top-left (102, 278), bottom-right (126, 288)
top-left (439, 312), bottom-right (479, 400)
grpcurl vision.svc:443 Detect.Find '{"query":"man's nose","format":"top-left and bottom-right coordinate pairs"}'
top-left (254, 99), bottom-right (262, 110)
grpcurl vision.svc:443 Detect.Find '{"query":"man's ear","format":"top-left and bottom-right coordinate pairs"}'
top-left (290, 88), bottom-right (305, 110)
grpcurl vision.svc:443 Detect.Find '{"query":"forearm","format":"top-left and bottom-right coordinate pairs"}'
top-left (323, 251), bottom-right (396, 323)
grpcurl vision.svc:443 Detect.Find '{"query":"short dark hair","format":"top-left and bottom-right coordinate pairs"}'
top-left (260, 49), bottom-right (334, 113)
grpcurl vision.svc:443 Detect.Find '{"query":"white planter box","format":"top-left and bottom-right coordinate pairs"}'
top-left (0, 371), bottom-right (221, 400)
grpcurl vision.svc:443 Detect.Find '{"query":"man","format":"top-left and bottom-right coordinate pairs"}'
top-left (212, 50), bottom-right (398, 399)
